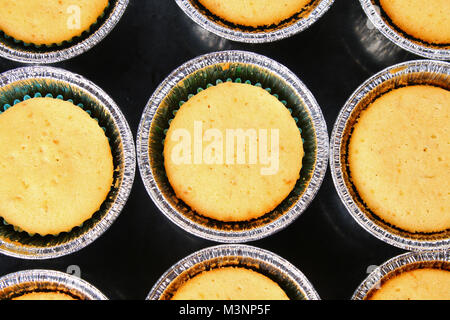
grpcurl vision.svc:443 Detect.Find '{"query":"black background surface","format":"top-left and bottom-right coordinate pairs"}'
top-left (0, 0), bottom-right (422, 300)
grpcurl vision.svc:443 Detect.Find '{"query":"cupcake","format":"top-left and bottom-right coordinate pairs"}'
top-left (360, 0), bottom-right (450, 60)
top-left (0, 66), bottom-right (135, 259)
top-left (0, 0), bottom-right (129, 63)
top-left (171, 267), bottom-right (289, 300)
top-left (175, 0), bottom-right (335, 42)
top-left (348, 85), bottom-right (449, 234)
top-left (13, 292), bottom-right (77, 300)
top-left (0, 0), bottom-right (109, 46)
top-left (197, 0), bottom-right (313, 28)
top-left (0, 97), bottom-right (114, 236)
top-left (353, 251), bottom-right (449, 300)
top-left (147, 245), bottom-right (320, 300)
top-left (137, 50), bottom-right (328, 242)
top-left (330, 60), bottom-right (450, 250)
top-left (0, 269), bottom-right (107, 300)
top-left (367, 268), bottom-right (450, 300)
top-left (164, 81), bottom-right (304, 223)
top-left (378, 0), bottom-right (450, 45)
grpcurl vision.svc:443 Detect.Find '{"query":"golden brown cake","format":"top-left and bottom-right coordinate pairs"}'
top-left (348, 85), bottom-right (450, 233)
top-left (0, 0), bottom-right (109, 45)
top-left (164, 82), bottom-right (304, 222)
top-left (0, 97), bottom-right (114, 236)
top-left (171, 267), bottom-right (289, 300)
top-left (368, 268), bottom-right (450, 300)
top-left (380, 0), bottom-right (450, 44)
top-left (13, 291), bottom-right (77, 300)
top-left (198, 0), bottom-right (312, 28)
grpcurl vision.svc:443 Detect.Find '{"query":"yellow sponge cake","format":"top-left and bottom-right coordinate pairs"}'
top-left (380, 0), bottom-right (450, 44)
top-left (0, 0), bottom-right (109, 45)
top-left (13, 292), bottom-right (77, 300)
top-left (0, 97), bottom-right (114, 236)
top-left (198, 0), bottom-right (312, 28)
top-left (368, 268), bottom-right (450, 300)
top-left (171, 267), bottom-right (289, 300)
top-left (164, 82), bottom-right (303, 222)
top-left (348, 85), bottom-right (450, 233)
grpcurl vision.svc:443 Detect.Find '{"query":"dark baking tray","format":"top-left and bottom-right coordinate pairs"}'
top-left (0, 0), bottom-right (418, 300)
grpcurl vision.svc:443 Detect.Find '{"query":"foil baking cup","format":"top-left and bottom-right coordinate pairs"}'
top-left (137, 50), bottom-right (329, 243)
top-left (175, 0), bottom-right (334, 43)
top-left (359, 0), bottom-right (450, 60)
top-left (330, 60), bottom-right (450, 251)
top-left (147, 244), bottom-right (320, 300)
top-left (0, 0), bottom-right (129, 64)
top-left (0, 269), bottom-right (107, 300)
top-left (0, 66), bottom-right (136, 259)
top-left (352, 250), bottom-right (449, 300)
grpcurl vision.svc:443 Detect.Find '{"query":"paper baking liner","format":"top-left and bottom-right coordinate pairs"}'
top-left (352, 250), bottom-right (449, 300)
top-left (0, 66), bottom-right (136, 259)
top-left (175, 0), bottom-right (334, 43)
top-left (330, 60), bottom-right (450, 251)
top-left (0, 269), bottom-right (107, 300)
top-left (359, 0), bottom-right (449, 60)
top-left (0, 0), bottom-right (129, 64)
top-left (147, 244), bottom-right (320, 300)
top-left (137, 50), bottom-right (329, 243)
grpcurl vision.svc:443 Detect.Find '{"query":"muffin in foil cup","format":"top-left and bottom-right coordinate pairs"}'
top-left (0, 269), bottom-right (107, 300)
top-left (0, 66), bottom-right (136, 259)
top-left (330, 60), bottom-right (450, 251)
top-left (0, 0), bottom-right (129, 64)
top-left (175, 0), bottom-right (334, 43)
top-left (359, 0), bottom-right (449, 60)
top-left (137, 50), bottom-right (329, 243)
top-left (352, 250), bottom-right (449, 300)
top-left (147, 244), bottom-right (320, 300)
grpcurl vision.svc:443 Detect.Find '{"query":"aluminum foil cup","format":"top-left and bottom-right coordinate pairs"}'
top-left (352, 250), bottom-right (449, 300)
top-left (0, 269), bottom-right (107, 300)
top-left (0, 66), bottom-right (136, 259)
top-left (0, 0), bottom-right (129, 64)
top-left (147, 244), bottom-right (320, 300)
top-left (330, 60), bottom-right (450, 251)
top-left (359, 0), bottom-right (450, 60)
top-left (137, 50), bottom-right (329, 243)
top-left (175, 0), bottom-right (334, 43)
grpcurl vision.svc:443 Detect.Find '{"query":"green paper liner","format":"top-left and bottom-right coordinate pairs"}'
top-left (149, 62), bottom-right (317, 234)
top-left (0, 78), bottom-right (123, 249)
top-left (340, 70), bottom-right (450, 242)
top-left (0, 1), bottom-right (112, 52)
top-left (189, 0), bottom-right (321, 33)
